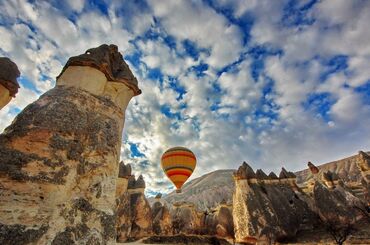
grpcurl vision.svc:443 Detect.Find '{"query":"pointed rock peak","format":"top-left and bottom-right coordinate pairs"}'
top-left (308, 161), bottom-right (319, 174)
top-left (0, 57), bottom-right (20, 97)
top-left (256, 169), bottom-right (268, 179)
top-left (136, 174), bottom-right (146, 189)
top-left (127, 175), bottom-right (136, 189)
top-left (268, 172), bottom-right (279, 179)
top-left (359, 150), bottom-right (370, 158)
top-left (235, 161), bottom-right (256, 179)
top-left (118, 161), bottom-right (132, 178)
top-left (279, 167), bottom-right (290, 179)
top-left (155, 193), bottom-right (162, 199)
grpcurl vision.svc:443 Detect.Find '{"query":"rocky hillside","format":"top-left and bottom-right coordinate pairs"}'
top-left (157, 170), bottom-right (235, 210)
top-left (156, 151), bottom-right (367, 210)
top-left (295, 151), bottom-right (368, 184)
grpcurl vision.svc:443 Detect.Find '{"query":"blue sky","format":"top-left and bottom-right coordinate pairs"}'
top-left (1, 0), bottom-right (370, 196)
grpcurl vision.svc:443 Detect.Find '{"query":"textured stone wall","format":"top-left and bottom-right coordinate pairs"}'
top-left (232, 163), bottom-right (316, 244)
top-left (0, 44), bottom-right (139, 245)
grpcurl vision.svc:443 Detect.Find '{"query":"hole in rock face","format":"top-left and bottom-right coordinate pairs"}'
top-left (86, 51), bottom-right (91, 55)
top-left (39, 196), bottom-right (44, 200)
top-left (289, 200), bottom-right (293, 205)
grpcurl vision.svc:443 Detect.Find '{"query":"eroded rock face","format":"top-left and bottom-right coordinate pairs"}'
top-left (203, 204), bottom-right (234, 238)
top-left (152, 201), bottom-right (172, 236)
top-left (358, 151), bottom-right (370, 204)
top-left (0, 45), bottom-right (139, 244)
top-left (116, 175), bottom-right (152, 242)
top-left (0, 57), bottom-right (20, 109)
top-left (171, 202), bottom-right (203, 235)
top-left (232, 162), bottom-right (315, 244)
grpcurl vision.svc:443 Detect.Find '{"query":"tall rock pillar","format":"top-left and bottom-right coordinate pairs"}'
top-left (0, 44), bottom-right (141, 244)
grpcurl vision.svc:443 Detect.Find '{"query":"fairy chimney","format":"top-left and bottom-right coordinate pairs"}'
top-left (0, 44), bottom-right (140, 244)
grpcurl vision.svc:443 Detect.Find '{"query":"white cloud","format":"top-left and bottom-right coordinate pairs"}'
top-left (147, 0), bottom-right (244, 69)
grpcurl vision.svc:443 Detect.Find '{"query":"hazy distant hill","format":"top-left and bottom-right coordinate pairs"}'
top-left (155, 152), bottom-right (366, 210)
top-left (154, 169), bottom-right (235, 210)
top-left (295, 152), bottom-right (367, 184)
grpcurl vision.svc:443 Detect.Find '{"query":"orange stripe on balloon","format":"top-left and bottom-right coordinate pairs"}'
top-left (161, 153), bottom-right (196, 160)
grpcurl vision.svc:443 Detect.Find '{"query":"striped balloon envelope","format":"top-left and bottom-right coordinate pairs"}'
top-left (161, 146), bottom-right (196, 193)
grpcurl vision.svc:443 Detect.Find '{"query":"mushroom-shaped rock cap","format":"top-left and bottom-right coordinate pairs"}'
top-left (57, 44), bottom-right (141, 95)
top-left (308, 161), bottom-right (319, 174)
top-left (256, 169), bottom-right (268, 179)
top-left (118, 161), bottom-right (132, 178)
top-left (235, 162), bottom-right (256, 179)
top-left (0, 57), bottom-right (20, 97)
top-left (135, 175), bottom-right (146, 189)
top-left (268, 172), bottom-right (279, 179)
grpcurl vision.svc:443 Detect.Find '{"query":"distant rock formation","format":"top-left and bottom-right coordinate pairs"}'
top-left (116, 174), bottom-right (152, 242)
top-left (171, 202), bottom-right (203, 235)
top-left (203, 202), bottom-right (234, 238)
top-left (358, 151), bottom-right (370, 205)
top-left (152, 196), bottom-right (172, 236)
top-left (0, 44), bottom-right (140, 244)
top-left (232, 162), bottom-right (316, 244)
top-left (0, 57), bottom-right (20, 109)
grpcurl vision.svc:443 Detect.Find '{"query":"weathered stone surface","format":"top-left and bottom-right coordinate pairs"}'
top-left (358, 151), bottom-right (370, 204)
top-left (203, 204), bottom-right (234, 238)
top-left (0, 45), bottom-right (139, 244)
top-left (171, 202), bottom-right (203, 235)
top-left (234, 162), bottom-right (256, 180)
top-left (118, 161), bottom-right (132, 178)
top-left (57, 44), bottom-right (141, 96)
top-left (232, 162), bottom-right (316, 244)
top-left (152, 201), bottom-right (172, 236)
top-left (116, 175), bottom-right (152, 242)
top-left (313, 180), bottom-right (365, 224)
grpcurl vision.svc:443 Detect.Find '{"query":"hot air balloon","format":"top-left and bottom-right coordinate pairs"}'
top-left (161, 146), bottom-right (196, 193)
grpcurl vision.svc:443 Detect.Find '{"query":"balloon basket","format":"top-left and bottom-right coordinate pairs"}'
top-left (176, 189), bottom-right (182, 193)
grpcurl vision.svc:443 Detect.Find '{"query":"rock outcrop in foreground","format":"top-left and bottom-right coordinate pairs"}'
top-left (0, 44), bottom-right (140, 244)
top-left (232, 162), bottom-right (316, 244)
top-left (116, 168), bottom-right (152, 242)
top-left (0, 57), bottom-right (20, 109)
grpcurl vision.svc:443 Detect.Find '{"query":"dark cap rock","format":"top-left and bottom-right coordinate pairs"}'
top-left (268, 172), bottom-right (279, 180)
top-left (135, 175), bottom-right (146, 189)
top-left (0, 57), bottom-right (20, 97)
top-left (308, 161), bottom-right (319, 174)
top-left (118, 161), bottom-right (132, 178)
top-left (256, 169), bottom-right (268, 179)
top-left (57, 44), bottom-right (141, 95)
top-left (234, 162), bottom-right (256, 179)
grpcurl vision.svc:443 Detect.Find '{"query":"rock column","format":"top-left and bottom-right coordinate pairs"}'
top-left (0, 44), bottom-right (140, 244)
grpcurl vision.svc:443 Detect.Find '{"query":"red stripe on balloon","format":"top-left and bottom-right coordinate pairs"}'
top-left (167, 171), bottom-right (191, 177)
